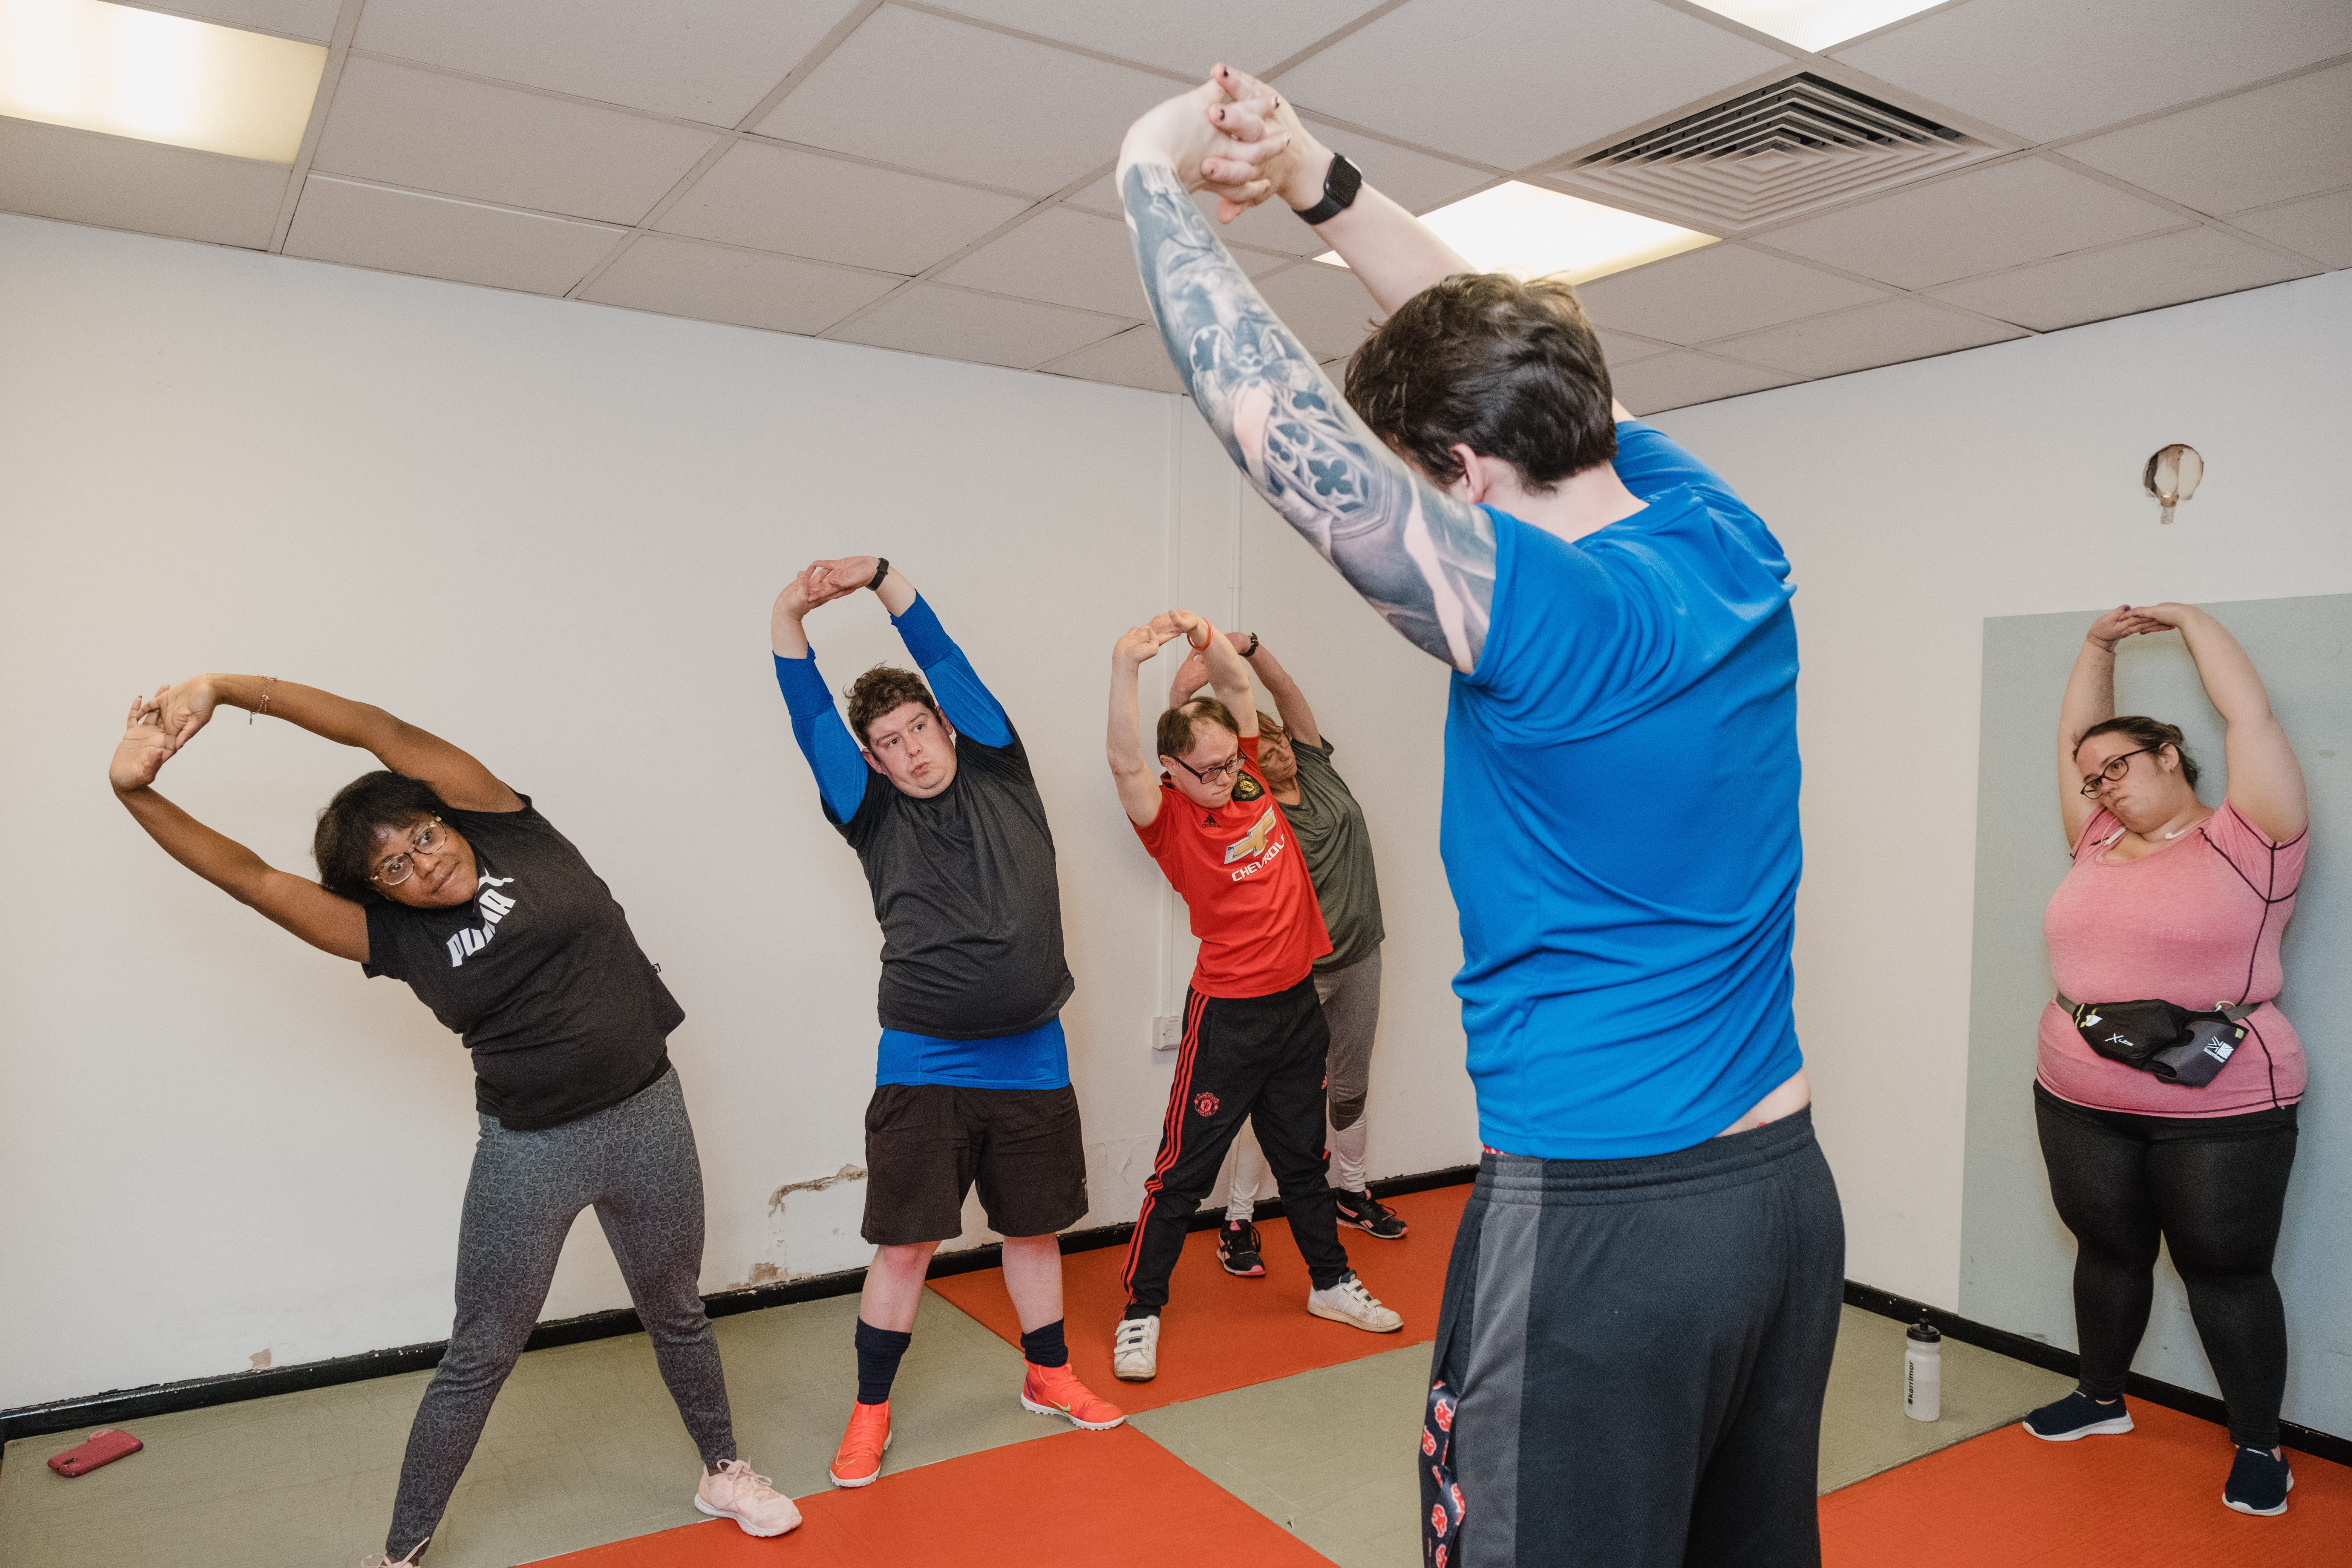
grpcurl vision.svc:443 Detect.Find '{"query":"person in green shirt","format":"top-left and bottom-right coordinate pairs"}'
top-left (1169, 632), bottom-right (1405, 1276)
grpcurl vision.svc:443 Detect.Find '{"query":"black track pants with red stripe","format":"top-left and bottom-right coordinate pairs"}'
top-left (1122, 975), bottom-right (1352, 1310)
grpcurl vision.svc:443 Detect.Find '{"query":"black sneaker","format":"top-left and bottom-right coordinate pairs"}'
top-left (2022, 1390), bottom-right (2134, 1441)
top-left (1217, 1220), bottom-right (1265, 1277)
top-left (2223, 1446), bottom-right (2292, 1516)
top-left (1334, 1189), bottom-right (1408, 1239)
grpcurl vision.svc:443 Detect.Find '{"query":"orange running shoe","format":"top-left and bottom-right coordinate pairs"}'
top-left (827, 1400), bottom-right (893, 1487)
top-left (1020, 1361), bottom-right (1126, 1430)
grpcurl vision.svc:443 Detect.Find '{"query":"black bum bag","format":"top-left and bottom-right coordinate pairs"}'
top-left (2058, 993), bottom-right (2256, 1087)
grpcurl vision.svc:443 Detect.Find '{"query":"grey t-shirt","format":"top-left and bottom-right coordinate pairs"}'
top-left (1283, 736), bottom-right (1384, 972)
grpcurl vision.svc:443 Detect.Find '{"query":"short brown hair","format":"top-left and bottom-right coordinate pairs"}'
top-left (1157, 697), bottom-right (1238, 762)
top-left (1344, 273), bottom-right (1616, 491)
top-left (846, 665), bottom-right (943, 746)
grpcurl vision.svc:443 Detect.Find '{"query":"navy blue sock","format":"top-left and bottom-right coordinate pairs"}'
top-left (1019, 1319), bottom-right (1069, 1369)
top-left (853, 1318), bottom-right (913, 1405)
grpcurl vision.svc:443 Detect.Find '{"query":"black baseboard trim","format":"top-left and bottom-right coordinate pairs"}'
top-left (0, 1164), bottom-right (1479, 1447)
top-left (1842, 1280), bottom-right (2350, 1467)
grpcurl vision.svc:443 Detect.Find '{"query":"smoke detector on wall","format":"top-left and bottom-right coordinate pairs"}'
top-left (2145, 444), bottom-right (2203, 524)
top-left (1551, 74), bottom-right (1991, 232)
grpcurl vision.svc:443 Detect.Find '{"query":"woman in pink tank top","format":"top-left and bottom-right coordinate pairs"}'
top-left (2018, 603), bottom-right (2308, 1517)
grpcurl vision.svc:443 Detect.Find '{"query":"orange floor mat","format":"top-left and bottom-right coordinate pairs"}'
top-left (1821, 1398), bottom-right (2350, 1566)
top-left (929, 1184), bottom-right (1467, 1414)
top-left (532, 1424), bottom-right (1336, 1567)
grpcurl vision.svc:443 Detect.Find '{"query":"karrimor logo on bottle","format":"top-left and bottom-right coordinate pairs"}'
top-left (445, 875), bottom-right (518, 968)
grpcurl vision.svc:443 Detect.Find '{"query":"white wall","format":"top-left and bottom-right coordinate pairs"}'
top-left (1652, 268), bottom-right (2352, 1309)
top-left (0, 213), bottom-right (1475, 1413)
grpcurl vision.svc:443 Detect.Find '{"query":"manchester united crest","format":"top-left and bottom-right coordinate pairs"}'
top-left (1193, 1090), bottom-right (1219, 1118)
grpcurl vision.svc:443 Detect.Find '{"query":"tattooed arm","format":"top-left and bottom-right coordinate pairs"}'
top-left (1117, 94), bottom-right (1497, 673)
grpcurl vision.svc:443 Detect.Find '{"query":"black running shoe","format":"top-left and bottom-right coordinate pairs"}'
top-left (2223, 1446), bottom-right (2292, 1516)
top-left (2022, 1389), bottom-right (2133, 1441)
top-left (1217, 1220), bottom-right (1265, 1277)
top-left (1334, 1189), bottom-right (1408, 1239)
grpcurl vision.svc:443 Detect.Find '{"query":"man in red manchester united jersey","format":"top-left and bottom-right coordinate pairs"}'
top-left (1105, 608), bottom-right (1403, 1381)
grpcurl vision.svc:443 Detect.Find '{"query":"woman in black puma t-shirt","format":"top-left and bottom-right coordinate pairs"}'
top-left (109, 673), bottom-right (801, 1563)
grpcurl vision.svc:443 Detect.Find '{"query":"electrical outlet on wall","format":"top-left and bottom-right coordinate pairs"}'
top-left (1152, 1015), bottom-right (1181, 1052)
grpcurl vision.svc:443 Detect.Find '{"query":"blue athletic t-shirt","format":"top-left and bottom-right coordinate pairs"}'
top-left (1444, 422), bottom-right (1802, 1158)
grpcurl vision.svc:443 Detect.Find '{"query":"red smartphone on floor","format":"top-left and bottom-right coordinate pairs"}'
top-left (48, 1430), bottom-right (142, 1476)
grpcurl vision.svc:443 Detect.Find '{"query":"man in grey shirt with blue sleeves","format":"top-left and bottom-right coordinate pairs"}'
top-left (1170, 633), bottom-right (1406, 1278)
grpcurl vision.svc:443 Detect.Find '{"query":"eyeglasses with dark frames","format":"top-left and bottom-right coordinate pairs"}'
top-left (2079, 747), bottom-right (2159, 798)
top-left (1170, 752), bottom-right (1242, 785)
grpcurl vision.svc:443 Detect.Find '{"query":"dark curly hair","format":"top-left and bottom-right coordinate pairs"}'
top-left (1344, 272), bottom-right (1617, 492)
top-left (2076, 716), bottom-right (2200, 789)
top-left (314, 771), bottom-right (448, 902)
top-left (1158, 697), bottom-right (1239, 763)
top-left (845, 665), bottom-right (943, 746)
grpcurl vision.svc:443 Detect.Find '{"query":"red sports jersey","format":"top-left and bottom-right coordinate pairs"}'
top-left (1134, 735), bottom-right (1332, 998)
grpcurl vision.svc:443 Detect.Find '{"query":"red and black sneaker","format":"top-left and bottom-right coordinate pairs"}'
top-left (1334, 1189), bottom-right (1409, 1239)
top-left (1217, 1219), bottom-right (1266, 1277)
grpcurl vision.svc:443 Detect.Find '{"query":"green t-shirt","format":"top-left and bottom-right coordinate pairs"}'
top-left (1283, 736), bottom-right (1384, 972)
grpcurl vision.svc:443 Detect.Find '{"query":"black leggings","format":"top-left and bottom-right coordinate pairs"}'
top-left (2033, 1082), bottom-right (2297, 1449)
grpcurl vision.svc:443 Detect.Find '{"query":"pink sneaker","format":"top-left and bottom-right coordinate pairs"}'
top-left (358, 1542), bottom-right (426, 1566)
top-left (695, 1459), bottom-right (803, 1537)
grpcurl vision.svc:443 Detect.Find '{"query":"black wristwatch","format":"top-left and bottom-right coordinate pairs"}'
top-left (865, 557), bottom-right (891, 591)
top-left (1292, 152), bottom-right (1362, 226)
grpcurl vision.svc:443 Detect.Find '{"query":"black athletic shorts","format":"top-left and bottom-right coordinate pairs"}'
top-left (861, 1083), bottom-right (1088, 1246)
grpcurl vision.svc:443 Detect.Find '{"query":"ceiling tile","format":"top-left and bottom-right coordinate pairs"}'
top-left (828, 283), bottom-right (1132, 369)
top-left (756, 7), bottom-right (1174, 198)
top-left (1704, 297), bottom-right (2027, 378)
top-left (1040, 323), bottom-right (1189, 394)
top-left (1610, 352), bottom-right (1799, 416)
top-left (313, 58), bottom-right (720, 225)
top-left (924, 0), bottom-right (1371, 76)
top-left (1596, 328), bottom-right (1674, 366)
top-left (1574, 244), bottom-right (1888, 344)
top-left (355, 0), bottom-right (861, 126)
top-left (1832, 0), bottom-right (2352, 144)
top-left (577, 233), bottom-right (902, 334)
top-left (1274, 0), bottom-right (1793, 170)
top-left (1254, 261), bottom-right (1386, 360)
top-left (118, 1), bottom-right (342, 42)
top-left (1756, 157), bottom-right (2184, 291)
top-left (1926, 225), bottom-right (2319, 331)
top-left (939, 205), bottom-right (1283, 319)
top-left (2060, 62), bottom-right (2352, 217)
top-left (2228, 187), bottom-right (2352, 267)
top-left (283, 175), bottom-right (628, 294)
top-left (0, 117), bottom-right (285, 248)
top-left (657, 141), bottom-right (1029, 275)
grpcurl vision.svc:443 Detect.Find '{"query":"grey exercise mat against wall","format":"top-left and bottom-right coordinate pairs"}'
top-left (1959, 594), bottom-right (2350, 1442)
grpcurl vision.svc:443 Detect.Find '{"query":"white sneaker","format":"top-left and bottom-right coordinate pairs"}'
top-left (695, 1458), bottom-right (803, 1536)
top-left (1307, 1274), bottom-right (1403, 1333)
top-left (1112, 1314), bottom-right (1161, 1381)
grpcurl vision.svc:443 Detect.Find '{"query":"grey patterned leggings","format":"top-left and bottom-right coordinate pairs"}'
top-left (387, 1067), bottom-right (735, 1560)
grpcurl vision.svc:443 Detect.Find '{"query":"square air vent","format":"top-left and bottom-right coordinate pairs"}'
top-left (1555, 74), bottom-right (1991, 232)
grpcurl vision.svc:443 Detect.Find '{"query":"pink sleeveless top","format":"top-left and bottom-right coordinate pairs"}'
top-left (2039, 800), bottom-right (2305, 1117)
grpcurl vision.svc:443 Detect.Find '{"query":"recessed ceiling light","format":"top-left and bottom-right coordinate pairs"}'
top-left (1684, 0), bottom-right (1946, 52)
top-left (1315, 181), bottom-right (1715, 285)
top-left (0, 0), bottom-right (326, 164)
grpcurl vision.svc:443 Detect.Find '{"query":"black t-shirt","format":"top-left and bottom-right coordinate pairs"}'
top-left (361, 799), bottom-right (682, 1130)
top-left (834, 730), bottom-right (1075, 1039)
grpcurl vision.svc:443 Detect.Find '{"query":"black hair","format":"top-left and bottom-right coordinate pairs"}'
top-left (2077, 716), bottom-right (2200, 789)
top-left (1344, 272), bottom-right (1617, 491)
top-left (1158, 697), bottom-right (1239, 762)
top-left (314, 771), bottom-right (448, 902)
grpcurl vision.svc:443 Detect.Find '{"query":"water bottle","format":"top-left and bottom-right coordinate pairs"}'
top-left (1905, 1317), bottom-right (1942, 1422)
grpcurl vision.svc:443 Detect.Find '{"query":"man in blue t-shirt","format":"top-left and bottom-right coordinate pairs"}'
top-left (770, 557), bottom-right (1125, 1488)
top-left (1111, 72), bottom-right (1845, 1567)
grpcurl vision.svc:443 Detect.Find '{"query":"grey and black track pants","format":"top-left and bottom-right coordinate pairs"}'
top-left (1426, 1110), bottom-right (1843, 1568)
top-left (1228, 945), bottom-right (1383, 1211)
top-left (386, 1067), bottom-right (734, 1560)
